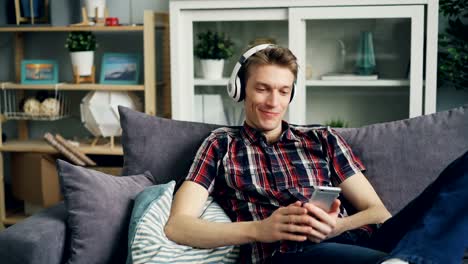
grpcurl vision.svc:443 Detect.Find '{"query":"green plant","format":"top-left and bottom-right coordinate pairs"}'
top-left (65, 31), bottom-right (97, 52)
top-left (194, 30), bottom-right (234, 60)
top-left (438, 0), bottom-right (468, 90)
top-left (325, 118), bottom-right (349, 128)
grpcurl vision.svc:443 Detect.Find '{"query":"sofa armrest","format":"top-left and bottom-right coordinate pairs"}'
top-left (0, 203), bottom-right (68, 264)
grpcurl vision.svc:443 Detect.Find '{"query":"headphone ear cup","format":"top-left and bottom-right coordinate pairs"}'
top-left (238, 78), bottom-right (245, 102)
top-left (234, 76), bottom-right (242, 102)
top-left (289, 83), bottom-right (296, 103)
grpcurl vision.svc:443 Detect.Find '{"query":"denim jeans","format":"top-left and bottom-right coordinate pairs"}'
top-left (272, 150), bottom-right (468, 264)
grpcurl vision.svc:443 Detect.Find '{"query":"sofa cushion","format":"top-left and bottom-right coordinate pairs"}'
top-left (335, 104), bottom-right (468, 214)
top-left (119, 106), bottom-right (220, 186)
top-left (127, 181), bottom-right (239, 263)
top-left (56, 159), bottom-right (154, 264)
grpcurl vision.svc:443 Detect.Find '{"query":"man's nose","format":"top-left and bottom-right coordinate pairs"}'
top-left (265, 91), bottom-right (280, 107)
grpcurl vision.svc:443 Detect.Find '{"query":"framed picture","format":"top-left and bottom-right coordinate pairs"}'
top-left (100, 53), bottom-right (141, 85)
top-left (21, 60), bottom-right (59, 84)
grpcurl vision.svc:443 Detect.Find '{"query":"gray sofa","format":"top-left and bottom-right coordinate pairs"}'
top-left (0, 104), bottom-right (467, 264)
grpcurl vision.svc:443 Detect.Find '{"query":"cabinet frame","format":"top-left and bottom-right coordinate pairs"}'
top-left (170, 0), bottom-right (438, 124)
top-left (289, 5), bottom-right (425, 124)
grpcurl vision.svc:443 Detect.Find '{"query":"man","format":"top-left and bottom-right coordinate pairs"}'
top-left (165, 44), bottom-right (468, 264)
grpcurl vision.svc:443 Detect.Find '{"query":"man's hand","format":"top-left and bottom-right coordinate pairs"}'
top-left (254, 201), bottom-right (317, 243)
top-left (302, 199), bottom-right (341, 243)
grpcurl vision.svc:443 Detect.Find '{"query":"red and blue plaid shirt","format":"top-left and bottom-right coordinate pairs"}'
top-left (186, 121), bottom-right (368, 263)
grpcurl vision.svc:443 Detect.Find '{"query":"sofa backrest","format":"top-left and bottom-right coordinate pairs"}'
top-left (336, 105), bottom-right (468, 214)
top-left (119, 105), bottom-right (468, 214)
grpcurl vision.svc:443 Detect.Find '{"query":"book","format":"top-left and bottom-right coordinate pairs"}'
top-left (321, 73), bottom-right (378, 81)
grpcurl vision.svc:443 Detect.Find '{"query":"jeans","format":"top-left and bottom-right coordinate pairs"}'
top-left (272, 150), bottom-right (468, 264)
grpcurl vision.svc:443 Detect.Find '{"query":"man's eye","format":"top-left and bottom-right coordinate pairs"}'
top-left (280, 90), bottom-right (290, 95)
top-left (256, 87), bottom-right (266, 92)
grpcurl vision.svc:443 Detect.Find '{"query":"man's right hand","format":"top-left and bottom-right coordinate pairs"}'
top-left (254, 201), bottom-right (318, 243)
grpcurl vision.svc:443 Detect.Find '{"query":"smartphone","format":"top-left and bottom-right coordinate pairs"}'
top-left (308, 186), bottom-right (341, 212)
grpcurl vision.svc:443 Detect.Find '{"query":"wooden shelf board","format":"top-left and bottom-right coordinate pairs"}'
top-left (3, 210), bottom-right (27, 225)
top-left (0, 25), bottom-right (144, 32)
top-left (0, 140), bottom-right (123, 155)
top-left (194, 78), bottom-right (229, 86)
top-left (306, 79), bottom-right (410, 87)
top-left (0, 83), bottom-right (145, 91)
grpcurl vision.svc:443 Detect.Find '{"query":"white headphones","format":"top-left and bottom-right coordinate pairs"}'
top-left (227, 43), bottom-right (296, 102)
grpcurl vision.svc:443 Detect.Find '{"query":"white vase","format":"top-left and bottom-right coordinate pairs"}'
top-left (70, 51), bottom-right (94, 76)
top-left (200, 59), bottom-right (224, 80)
top-left (85, 0), bottom-right (106, 18)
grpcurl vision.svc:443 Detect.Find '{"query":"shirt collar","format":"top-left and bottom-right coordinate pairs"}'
top-left (240, 121), bottom-right (299, 145)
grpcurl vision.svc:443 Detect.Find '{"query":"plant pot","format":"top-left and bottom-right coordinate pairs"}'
top-left (70, 51), bottom-right (94, 76)
top-left (200, 59), bottom-right (224, 80)
top-left (85, 0), bottom-right (106, 18)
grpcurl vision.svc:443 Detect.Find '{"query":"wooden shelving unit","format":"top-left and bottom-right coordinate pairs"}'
top-left (0, 140), bottom-right (123, 155)
top-left (0, 83), bottom-right (145, 91)
top-left (0, 25), bottom-right (145, 32)
top-left (0, 11), bottom-right (171, 228)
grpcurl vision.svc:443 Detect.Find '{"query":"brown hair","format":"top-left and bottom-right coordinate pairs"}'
top-left (239, 46), bottom-right (298, 87)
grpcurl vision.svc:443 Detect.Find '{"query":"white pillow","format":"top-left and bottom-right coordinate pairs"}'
top-left (127, 181), bottom-right (239, 264)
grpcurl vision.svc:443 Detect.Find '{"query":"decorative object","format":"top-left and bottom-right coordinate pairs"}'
top-left (438, 0), bottom-right (468, 90)
top-left (80, 91), bottom-right (142, 146)
top-left (40, 98), bottom-right (60, 116)
top-left (44, 133), bottom-right (86, 166)
top-left (105, 17), bottom-right (119, 26)
top-left (23, 97), bottom-right (41, 116)
top-left (43, 133), bottom-right (96, 166)
top-left (14, 0), bottom-right (49, 25)
top-left (100, 53), bottom-right (141, 85)
top-left (85, 0), bottom-right (106, 19)
top-left (4, 89), bottom-right (69, 120)
top-left (355, 31), bottom-right (376, 75)
top-left (21, 60), bottom-right (59, 84)
top-left (65, 31), bottom-right (97, 82)
top-left (194, 30), bottom-right (234, 79)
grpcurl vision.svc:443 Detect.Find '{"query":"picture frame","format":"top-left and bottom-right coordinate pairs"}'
top-left (21, 60), bottom-right (59, 84)
top-left (100, 53), bottom-right (141, 85)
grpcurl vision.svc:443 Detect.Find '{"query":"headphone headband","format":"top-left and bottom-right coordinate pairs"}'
top-left (227, 44), bottom-right (295, 103)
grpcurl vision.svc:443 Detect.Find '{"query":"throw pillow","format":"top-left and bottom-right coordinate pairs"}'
top-left (119, 106), bottom-right (220, 185)
top-left (56, 159), bottom-right (154, 264)
top-left (127, 181), bottom-right (239, 264)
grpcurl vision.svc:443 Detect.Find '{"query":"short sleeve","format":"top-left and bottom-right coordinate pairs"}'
top-left (321, 127), bottom-right (366, 185)
top-left (185, 132), bottom-right (221, 194)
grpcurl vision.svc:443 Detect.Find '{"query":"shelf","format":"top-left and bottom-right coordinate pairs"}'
top-left (0, 83), bottom-right (145, 91)
top-left (194, 78), bottom-right (229, 86)
top-left (0, 25), bottom-right (144, 32)
top-left (306, 79), bottom-right (410, 87)
top-left (3, 212), bottom-right (27, 226)
top-left (0, 140), bottom-right (123, 155)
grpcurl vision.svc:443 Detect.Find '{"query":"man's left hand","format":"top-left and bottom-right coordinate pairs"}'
top-left (301, 199), bottom-right (341, 243)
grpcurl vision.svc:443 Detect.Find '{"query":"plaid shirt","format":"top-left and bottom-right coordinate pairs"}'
top-left (186, 122), bottom-right (368, 263)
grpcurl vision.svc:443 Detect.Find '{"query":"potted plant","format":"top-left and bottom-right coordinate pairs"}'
top-left (325, 118), bottom-right (349, 128)
top-left (194, 30), bottom-right (234, 79)
top-left (65, 31), bottom-right (97, 77)
top-left (438, 0), bottom-right (468, 90)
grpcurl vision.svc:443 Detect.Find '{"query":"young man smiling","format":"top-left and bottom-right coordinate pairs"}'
top-left (165, 45), bottom-right (468, 264)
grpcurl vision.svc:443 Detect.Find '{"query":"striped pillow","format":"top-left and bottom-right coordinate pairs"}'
top-left (127, 181), bottom-right (239, 264)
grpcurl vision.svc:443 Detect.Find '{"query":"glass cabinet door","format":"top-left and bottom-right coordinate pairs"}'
top-left (171, 8), bottom-right (288, 125)
top-left (288, 5), bottom-right (424, 126)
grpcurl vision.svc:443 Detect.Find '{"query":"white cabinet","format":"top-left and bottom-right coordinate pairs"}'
top-left (170, 0), bottom-right (438, 126)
